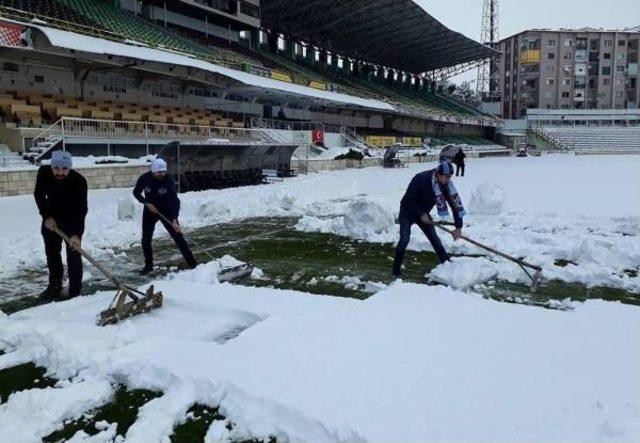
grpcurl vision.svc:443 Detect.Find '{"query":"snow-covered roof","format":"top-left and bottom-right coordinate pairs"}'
top-left (33, 26), bottom-right (396, 112)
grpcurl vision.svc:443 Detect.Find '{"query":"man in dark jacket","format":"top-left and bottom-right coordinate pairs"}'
top-left (453, 148), bottom-right (466, 177)
top-left (133, 158), bottom-right (197, 275)
top-left (34, 150), bottom-right (88, 299)
top-left (392, 161), bottom-right (465, 278)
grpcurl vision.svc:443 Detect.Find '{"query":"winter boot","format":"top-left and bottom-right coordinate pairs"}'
top-left (139, 265), bottom-right (153, 276)
top-left (39, 285), bottom-right (62, 300)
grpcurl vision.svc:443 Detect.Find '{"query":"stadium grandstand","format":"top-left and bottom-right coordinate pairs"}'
top-left (526, 109), bottom-right (640, 154)
top-left (0, 0), bottom-right (504, 189)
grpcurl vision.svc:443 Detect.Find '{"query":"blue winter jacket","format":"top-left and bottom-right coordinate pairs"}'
top-left (133, 171), bottom-right (180, 219)
top-left (400, 170), bottom-right (463, 229)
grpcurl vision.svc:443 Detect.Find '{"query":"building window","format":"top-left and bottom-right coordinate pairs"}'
top-left (617, 65), bottom-right (625, 73)
top-left (604, 40), bottom-right (613, 47)
top-left (546, 66), bottom-right (554, 73)
top-left (603, 78), bottom-right (610, 85)
top-left (602, 66), bottom-right (611, 75)
top-left (617, 53), bottom-right (625, 60)
top-left (616, 91), bottom-right (624, 98)
top-left (618, 40), bottom-right (626, 47)
top-left (547, 78), bottom-right (555, 85)
top-left (604, 53), bottom-right (611, 59)
top-left (564, 53), bottom-right (572, 60)
top-left (548, 39), bottom-right (556, 47)
top-left (564, 39), bottom-right (573, 47)
top-left (562, 91), bottom-right (570, 98)
top-left (548, 53), bottom-right (555, 60)
top-left (546, 104), bottom-right (552, 109)
top-left (563, 64), bottom-right (572, 74)
top-left (562, 104), bottom-right (570, 109)
top-left (590, 39), bottom-right (599, 50)
top-left (239, 1), bottom-right (260, 17)
top-left (563, 78), bottom-right (571, 85)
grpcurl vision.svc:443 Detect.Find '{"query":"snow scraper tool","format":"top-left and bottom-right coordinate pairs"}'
top-left (52, 227), bottom-right (163, 326)
top-left (433, 222), bottom-right (543, 291)
top-left (154, 210), bottom-right (255, 282)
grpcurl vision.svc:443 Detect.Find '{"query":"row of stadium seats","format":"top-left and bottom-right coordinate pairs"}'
top-left (540, 126), bottom-right (640, 152)
top-left (253, 46), bottom-right (489, 120)
top-left (0, 0), bottom-right (93, 28)
top-left (0, 91), bottom-right (245, 127)
top-left (180, 169), bottom-right (265, 192)
top-left (0, 0), bottom-right (494, 123)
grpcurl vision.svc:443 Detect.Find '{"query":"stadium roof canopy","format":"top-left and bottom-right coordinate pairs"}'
top-left (260, 0), bottom-right (496, 74)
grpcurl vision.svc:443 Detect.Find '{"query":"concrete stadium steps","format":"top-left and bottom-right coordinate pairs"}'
top-left (542, 126), bottom-right (640, 152)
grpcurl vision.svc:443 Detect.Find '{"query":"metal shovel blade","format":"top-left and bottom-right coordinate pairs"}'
top-left (218, 264), bottom-right (254, 283)
top-left (97, 285), bottom-right (163, 326)
top-left (529, 270), bottom-right (544, 293)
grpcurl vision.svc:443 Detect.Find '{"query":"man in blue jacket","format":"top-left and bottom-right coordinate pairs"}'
top-left (392, 161), bottom-right (466, 278)
top-left (133, 158), bottom-right (197, 275)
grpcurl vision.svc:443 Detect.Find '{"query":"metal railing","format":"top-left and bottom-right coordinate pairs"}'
top-left (60, 117), bottom-right (266, 145)
top-left (250, 117), bottom-right (342, 133)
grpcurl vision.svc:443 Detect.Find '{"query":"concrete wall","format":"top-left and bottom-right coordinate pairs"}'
top-left (293, 154), bottom-right (437, 173)
top-left (1, 155), bottom-right (440, 197)
top-left (0, 164), bottom-right (146, 197)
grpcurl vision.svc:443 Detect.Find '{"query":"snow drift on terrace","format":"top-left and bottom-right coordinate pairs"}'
top-left (1, 155), bottom-right (640, 293)
top-left (1, 278), bottom-right (639, 442)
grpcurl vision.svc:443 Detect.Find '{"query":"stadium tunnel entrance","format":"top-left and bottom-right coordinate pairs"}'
top-left (158, 141), bottom-right (300, 192)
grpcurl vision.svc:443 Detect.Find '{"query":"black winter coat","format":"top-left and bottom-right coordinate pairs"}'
top-left (34, 165), bottom-right (88, 236)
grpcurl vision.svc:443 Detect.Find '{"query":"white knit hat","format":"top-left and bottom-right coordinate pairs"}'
top-left (151, 158), bottom-right (167, 173)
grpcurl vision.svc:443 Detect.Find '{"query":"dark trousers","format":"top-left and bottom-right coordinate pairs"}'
top-left (41, 224), bottom-right (83, 295)
top-left (142, 209), bottom-right (197, 268)
top-left (393, 210), bottom-right (449, 276)
top-left (455, 163), bottom-right (465, 176)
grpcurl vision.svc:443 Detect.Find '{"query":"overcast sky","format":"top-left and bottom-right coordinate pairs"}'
top-left (415, 0), bottom-right (640, 82)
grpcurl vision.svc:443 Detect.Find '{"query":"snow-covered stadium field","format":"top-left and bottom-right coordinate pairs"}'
top-left (1, 154), bottom-right (639, 442)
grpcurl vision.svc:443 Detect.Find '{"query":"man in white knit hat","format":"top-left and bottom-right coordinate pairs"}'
top-left (133, 158), bottom-right (197, 275)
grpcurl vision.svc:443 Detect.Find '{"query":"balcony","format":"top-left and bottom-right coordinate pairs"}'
top-left (521, 50), bottom-right (541, 64)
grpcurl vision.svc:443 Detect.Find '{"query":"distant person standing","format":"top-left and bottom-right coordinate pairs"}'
top-left (34, 151), bottom-right (88, 299)
top-left (133, 158), bottom-right (197, 275)
top-left (453, 148), bottom-right (466, 177)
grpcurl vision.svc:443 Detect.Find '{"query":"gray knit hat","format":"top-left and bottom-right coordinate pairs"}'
top-left (51, 150), bottom-right (72, 169)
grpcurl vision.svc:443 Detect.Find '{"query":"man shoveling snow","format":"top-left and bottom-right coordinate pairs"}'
top-left (133, 158), bottom-right (198, 275)
top-left (393, 160), bottom-right (466, 279)
top-left (34, 151), bottom-right (88, 300)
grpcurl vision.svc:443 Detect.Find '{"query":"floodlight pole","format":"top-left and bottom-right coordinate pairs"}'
top-left (476, 0), bottom-right (500, 100)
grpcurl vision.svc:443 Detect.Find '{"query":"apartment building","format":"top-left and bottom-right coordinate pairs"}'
top-left (498, 27), bottom-right (640, 119)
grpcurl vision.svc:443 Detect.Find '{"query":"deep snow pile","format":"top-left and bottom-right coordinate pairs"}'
top-left (1, 277), bottom-right (639, 442)
top-left (467, 180), bottom-right (506, 215)
top-left (1, 154), bottom-right (639, 292)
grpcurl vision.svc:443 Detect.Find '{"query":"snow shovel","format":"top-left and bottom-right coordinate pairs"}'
top-left (51, 227), bottom-right (163, 326)
top-left (152, 208), bottom-right (254, 282)
top-left (432, 222), bottom-right (543, 291)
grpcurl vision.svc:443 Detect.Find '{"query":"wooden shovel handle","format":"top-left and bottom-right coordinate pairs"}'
top-left (433, 222), bottom-right (542, 272)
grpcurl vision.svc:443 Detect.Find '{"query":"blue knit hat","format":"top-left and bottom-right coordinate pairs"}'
top-left (436, 160), bottom-right (454, 176)
top-left (51, 150), bottom-right (72, 169)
